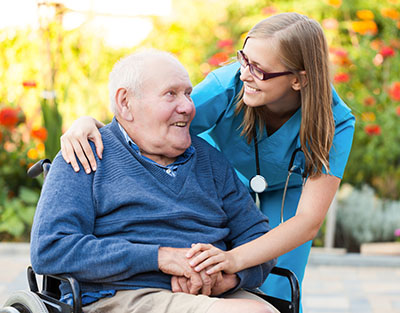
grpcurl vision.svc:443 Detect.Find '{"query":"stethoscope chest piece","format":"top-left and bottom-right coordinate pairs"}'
top-left (249, 174), bottom-right (267, 193)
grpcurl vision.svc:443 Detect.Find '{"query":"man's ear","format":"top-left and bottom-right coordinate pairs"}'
top-left (115, 87), bottom-right (134, 121)
top-left (291, 71), bottom-right (307, 91)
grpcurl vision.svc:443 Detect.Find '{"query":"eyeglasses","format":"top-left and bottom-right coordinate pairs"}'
top-left (237, 50), bottom-right (292, 81)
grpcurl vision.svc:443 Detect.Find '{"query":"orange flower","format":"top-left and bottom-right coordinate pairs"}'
top-left (363, 96), bottom-right (376, 106)
top-left (208, 52), bottom-right (229, 66)
top-left (327, 0), bottom-right (342, 8)
top-left (356, 10), bottom-right (375, 20)
top-left (390, 39), bottom-right (400, 49)
top-left (31, 127), bottom-right (48, 141)
top-left (389, 82), bottom-right (400, 101)
top-left (381, 8), bottom-right (400, 20)
top-left (330, 47), bottom-right (351, 66)
top-left (22, 80), bottom-right (37, 88)
top-left (0, 107), bottom-right (19, 128)
top-left (352, 20), bottom-right (378, 35)
top-left (27, 148), bottom-right (39, 160)
top-left (370, 39), bottom-right (383, 50)
top-left (0, 130), bottom-right (2, 142)
top-left (396, 106), bottom-right (400, 116)
top-left (333, 72), bottom-right (350, 83)
top-left (361, 112), bottom-right (376, 122)
top-left (380, 46), bottom-right (395, 58)
top-left (364, 124), bottom-right (381, 136)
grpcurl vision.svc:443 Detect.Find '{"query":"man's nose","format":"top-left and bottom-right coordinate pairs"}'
top-left (177, 95), bottom-right (194, 114)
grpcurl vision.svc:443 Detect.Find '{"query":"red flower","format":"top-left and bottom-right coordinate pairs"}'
top-left (217, 39), bottom-right (233, 49)
top-left (208, 52), bottom-right (229, 66)
top-left (379, 46), bottom-right (395, 58)
top-left (333, 72), bottom-right (350, 83)
top-left (22, 80), bottom-right (37, 88)
top-left (0, 130), bottom-right (2, 142)
top-left (0, 107), bottom-right (19, 128)
top-left (396, 106), bottom-right (400, 116)
top-left (363, 96), bottom-right (376, 106)
top-left (31, 127), bottom-right (48, 141)
top-left (364, 124), bottom-right (381, 136)
top-left (389, 82), bottom-right (400, 101)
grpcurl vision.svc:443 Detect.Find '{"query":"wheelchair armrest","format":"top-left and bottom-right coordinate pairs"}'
top-left (270, 266), bottom-right (299, 308)
top-left (247, 266), bottom-right (300, 313)
top-left (27, 159), bottom-right (51, 178)
top-left (27, 266), bottom-right (82, 313)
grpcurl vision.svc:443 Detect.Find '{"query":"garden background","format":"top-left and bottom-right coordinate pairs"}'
top-left (0, 0), bottom-right (400, 251)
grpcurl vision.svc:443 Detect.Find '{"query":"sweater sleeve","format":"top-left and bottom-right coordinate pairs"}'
top-left (30, 151), bottom-right (160, 283)
top-left (214, 152), bottom-right (277, 291)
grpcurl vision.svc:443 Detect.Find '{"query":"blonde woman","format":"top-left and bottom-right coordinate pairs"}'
top-left (60, 13), bottom-right (355, 312)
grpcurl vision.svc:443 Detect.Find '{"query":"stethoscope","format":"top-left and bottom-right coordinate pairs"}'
top-left (249, 128), bottom-right (307, 224)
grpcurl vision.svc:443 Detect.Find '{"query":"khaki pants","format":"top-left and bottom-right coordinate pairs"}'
top-left (82, 288), bottom-right (279, 313)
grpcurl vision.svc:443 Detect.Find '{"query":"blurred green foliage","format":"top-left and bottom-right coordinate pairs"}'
top-left (0, 0), bottom-right (400, 241)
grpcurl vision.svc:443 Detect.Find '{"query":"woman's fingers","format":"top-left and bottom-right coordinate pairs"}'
top-left (193, 254), bottom-right (226, 273)
top-left (186, 243), bottom-right (213, 258)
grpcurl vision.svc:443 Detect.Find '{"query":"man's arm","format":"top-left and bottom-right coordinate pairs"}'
top-left (30, 152), bottom-right (160, 283)
top-left (214, 152), bottom-right (276, 291)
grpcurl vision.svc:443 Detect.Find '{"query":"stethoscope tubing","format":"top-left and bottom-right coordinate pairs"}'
top-left (250, 128), bottom-right (306, 223)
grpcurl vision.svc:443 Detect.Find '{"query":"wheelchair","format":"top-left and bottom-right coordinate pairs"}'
top-left (1, 159), bottom-right (300, 313)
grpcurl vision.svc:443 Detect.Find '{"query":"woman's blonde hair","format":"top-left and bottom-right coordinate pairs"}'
top-left (235, 12), bottom-right (334, 177)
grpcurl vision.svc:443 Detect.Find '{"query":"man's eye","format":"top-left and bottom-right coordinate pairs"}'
top-left (167, 91), bottom-right (176, 96)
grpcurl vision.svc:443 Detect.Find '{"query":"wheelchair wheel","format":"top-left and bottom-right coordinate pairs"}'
top-left (1, 290), bottom-right (49, 313)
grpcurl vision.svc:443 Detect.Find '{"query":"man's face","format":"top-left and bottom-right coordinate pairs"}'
top-left (127, 57), bottom-right (195, 162)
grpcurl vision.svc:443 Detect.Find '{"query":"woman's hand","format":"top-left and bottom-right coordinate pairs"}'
top-left (186, 243), bottom-right (238, 275)
top-left (60, 116), bottom-right (104, 173)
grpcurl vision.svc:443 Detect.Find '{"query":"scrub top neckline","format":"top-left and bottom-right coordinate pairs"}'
top-left (257, 107), bottom-right (301, 144)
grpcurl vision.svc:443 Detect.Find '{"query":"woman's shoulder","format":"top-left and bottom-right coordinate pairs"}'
top-left (331, 87), bottom-right (355, 126)
top-left (200, 62), bottom-right (241, 90)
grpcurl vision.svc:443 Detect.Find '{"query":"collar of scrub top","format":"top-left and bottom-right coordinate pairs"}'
top-left (117, 122), bottom-right (195, 177)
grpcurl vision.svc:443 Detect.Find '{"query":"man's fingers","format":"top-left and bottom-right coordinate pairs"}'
top-left (198, 271), bottom-right (212, 296)
top-left (171, 276), bottom-right (182, 293)
top-left (186, 271), bottom-right (202, 295)
top-left (178, 276), bottom-right (190, 294)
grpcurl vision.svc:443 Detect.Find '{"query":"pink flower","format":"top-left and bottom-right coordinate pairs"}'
top-left (217, 39), bottom-right (233, 49)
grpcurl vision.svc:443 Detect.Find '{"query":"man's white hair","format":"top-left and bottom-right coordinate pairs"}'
top-left (108, 49), bottom-right (182, 115)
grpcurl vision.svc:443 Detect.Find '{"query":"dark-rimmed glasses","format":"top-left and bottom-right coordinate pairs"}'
top-left (237, 50), bottom-right (292, 81)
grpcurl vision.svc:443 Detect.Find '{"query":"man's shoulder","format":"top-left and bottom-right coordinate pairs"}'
top-left (191, 135), bottom-right (230, 167)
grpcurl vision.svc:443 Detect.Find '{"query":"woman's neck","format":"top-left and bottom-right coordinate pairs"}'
top-left (262, 105), bottom-right (300, 136)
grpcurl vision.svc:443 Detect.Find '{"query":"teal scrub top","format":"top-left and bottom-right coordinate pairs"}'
top-left (190, 62), bottom-right (355, 192)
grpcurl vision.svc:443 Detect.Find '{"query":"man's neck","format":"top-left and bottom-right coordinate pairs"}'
top-left (139, 151), bottom-right (176, 166)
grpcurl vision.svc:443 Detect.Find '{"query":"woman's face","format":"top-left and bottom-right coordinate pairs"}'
top-left (240, 37), bottom-right (301, 115)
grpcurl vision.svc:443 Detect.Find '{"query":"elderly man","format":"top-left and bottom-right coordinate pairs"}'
top-left (30, 50), bottom-right (277, 313)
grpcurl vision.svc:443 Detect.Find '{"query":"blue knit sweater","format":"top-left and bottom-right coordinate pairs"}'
top-left (30, 118), bottom-right (275, 297)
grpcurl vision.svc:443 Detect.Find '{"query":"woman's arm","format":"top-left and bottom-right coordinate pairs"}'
top-left (60, 116), bottom-right (104, 173)
top-left (187, 173), bottom-right (340, 274)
